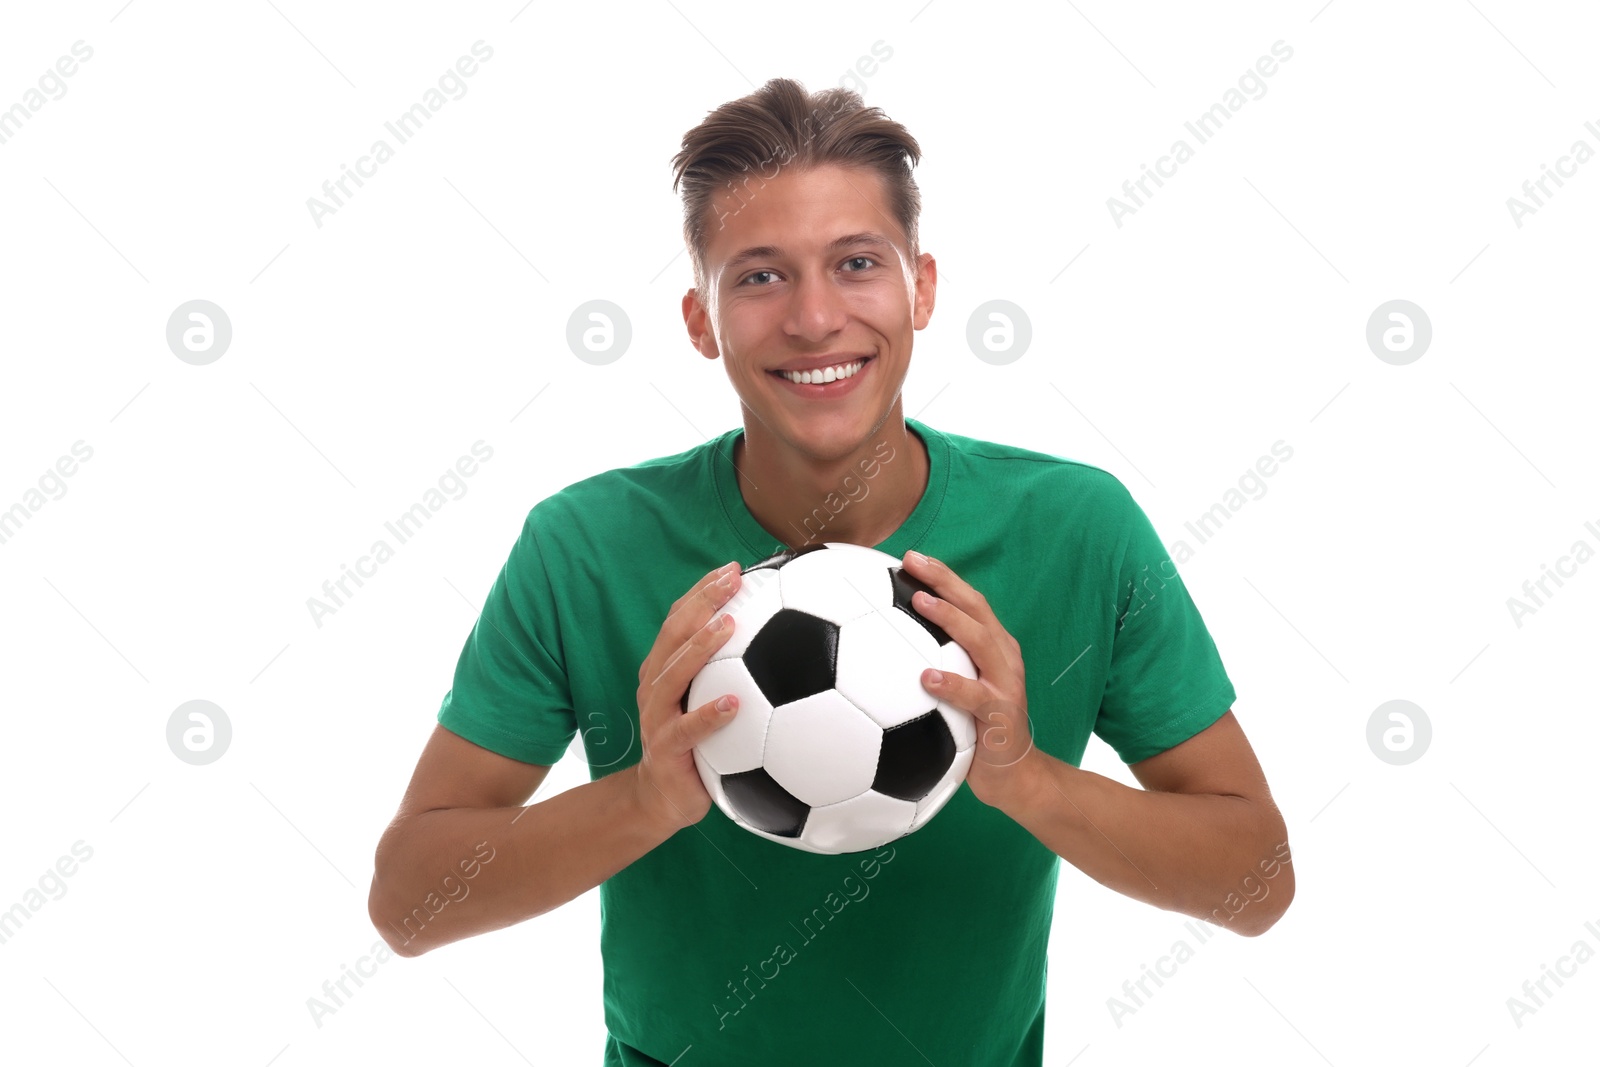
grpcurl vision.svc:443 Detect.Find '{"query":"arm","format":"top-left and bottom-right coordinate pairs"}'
top-left (898, 550), bottom-right (1293, 937)
top-left (996, 710), bottom-right (1293, 937)
top-left (367, 725), bottom-right (675, 958)
top-left (369, 561), bottom-right (750, 957)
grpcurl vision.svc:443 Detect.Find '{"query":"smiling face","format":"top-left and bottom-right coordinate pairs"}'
top-left (683, 163), bottom-right (936, 465)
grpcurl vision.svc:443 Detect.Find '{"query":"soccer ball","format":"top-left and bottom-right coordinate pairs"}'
top-left (685, 542), bottom-right (977, 854)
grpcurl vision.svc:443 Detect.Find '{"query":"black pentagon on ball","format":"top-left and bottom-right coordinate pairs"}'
top-left (743, 608), bottom-right (839, 707)
top-left (873, 709), bottom-right (957, 802)
top-left (890, 566), bottom-right (954, 646)
top-left (722, 767), bottom-right (809, 837)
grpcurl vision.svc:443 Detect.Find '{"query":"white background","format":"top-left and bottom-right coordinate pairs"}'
top-left (1, 1), bottom-right (1596, 1063)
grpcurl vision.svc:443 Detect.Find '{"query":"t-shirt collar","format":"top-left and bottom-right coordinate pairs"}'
top-left (711, 416), bottom-right (949, 561)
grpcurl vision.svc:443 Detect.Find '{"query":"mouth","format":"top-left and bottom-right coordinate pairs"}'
top-left (767, 355), bottom-right (875, 398)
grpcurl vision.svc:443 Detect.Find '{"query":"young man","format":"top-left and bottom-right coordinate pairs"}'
top-left (368, 78), bottom-right (1292, 1066)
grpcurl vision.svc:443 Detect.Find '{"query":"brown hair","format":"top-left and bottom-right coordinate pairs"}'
top-left (670, 77), bottom-right (923, 296)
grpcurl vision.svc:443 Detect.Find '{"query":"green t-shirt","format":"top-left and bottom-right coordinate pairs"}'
top-left (437, 417), bottom-right (1236, 1066)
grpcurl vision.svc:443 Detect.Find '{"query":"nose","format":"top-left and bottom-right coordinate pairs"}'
top-left (785, 267), bottom-right (849, 343)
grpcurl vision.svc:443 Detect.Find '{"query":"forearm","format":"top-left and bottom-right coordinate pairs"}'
top-left (369, 764), bottom-right (669, 957)
top-left (1001, 752), bottom-right (1292, 936)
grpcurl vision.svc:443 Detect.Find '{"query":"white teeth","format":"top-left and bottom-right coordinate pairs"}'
top-left (779, 359), bottom-right (865, 385)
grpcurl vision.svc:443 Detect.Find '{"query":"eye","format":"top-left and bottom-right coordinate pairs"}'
top-left (740, 270), bottom-right (778, 287)
top-left (843, 256), bottom-right (875, 272)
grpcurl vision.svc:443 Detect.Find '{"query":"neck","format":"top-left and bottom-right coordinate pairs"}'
top-left (732, 409), bottom-right (929, 551)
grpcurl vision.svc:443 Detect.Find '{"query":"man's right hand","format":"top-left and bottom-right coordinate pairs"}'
top-left (631, 561), bottom-right (744, 835)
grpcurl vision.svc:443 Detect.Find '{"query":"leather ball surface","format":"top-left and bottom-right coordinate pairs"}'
top-left (686, 543), bottom-right (976, 854)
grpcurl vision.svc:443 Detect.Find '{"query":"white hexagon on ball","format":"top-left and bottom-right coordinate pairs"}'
top-left (763, 691), bottom-right (882, 807)
top-left (936, 640), bottom-right (979, 751)
top-left (778, 545), bottom-right (895, 627)
top-left (687, 657), bottom-right (774, 775)
top-left (835, 608), bottom-right (943, 730)
top-left (803, 790), bottom-right (918, 853)
top-left (909, 762), bottom-right (970, 831)
top-left (708, 567), bottom-right (783, 664)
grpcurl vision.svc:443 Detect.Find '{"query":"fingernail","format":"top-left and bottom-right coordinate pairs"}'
top-left (926, 669), bottom-right (943, 685)
top-left (908, 551), bottom-right (928, 566)
top-left (715, 695), bottom-right (736, 712)
top-left (705, 613), bottom-right (727, 632)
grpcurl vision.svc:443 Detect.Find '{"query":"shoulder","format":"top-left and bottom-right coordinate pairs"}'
top-left (931, 421), bottom-right (1137, 512)
top-left (521, 435), bottom-right (718, 538)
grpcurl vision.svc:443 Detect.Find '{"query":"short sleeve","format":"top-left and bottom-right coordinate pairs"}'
top-left (1092, 486), bottom-right (1236, 765)
top-left (437, 512), bottom-right (578, 765)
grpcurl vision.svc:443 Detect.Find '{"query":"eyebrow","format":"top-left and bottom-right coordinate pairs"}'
top-left (723, 232), bottom-right (894, 273)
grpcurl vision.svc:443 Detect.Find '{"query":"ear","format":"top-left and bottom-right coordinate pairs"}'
top-left (682, 289), bottom-right (719, 360)
top-left (912, 252), bottom-right (937, 331)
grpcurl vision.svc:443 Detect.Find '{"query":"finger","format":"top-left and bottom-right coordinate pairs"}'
top-left (921, 661), bottom-right (977, 709)
top-left (668, 563), bottom-right (741, 641)
top-left (662, 694), bottom-right (739, 756)
top-left (656, 563), bottom-right (739, 644)
top-left (912, 589), bottom-right (1016, 678)
top-left (642, 564), bottom-right (741, 686)
top-left (903, 552), bottom-right (1003, 631)
top-left (915, 579), bottom-right (1024, 681)
top-left (921, 673), bottom-right (1034, 769)
top-left (641, 609), bottom-right (735, 726)
top-left (925, 681), bottom-right (1027, 746)
top-left (673, 561), bottom-right (741, 616)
